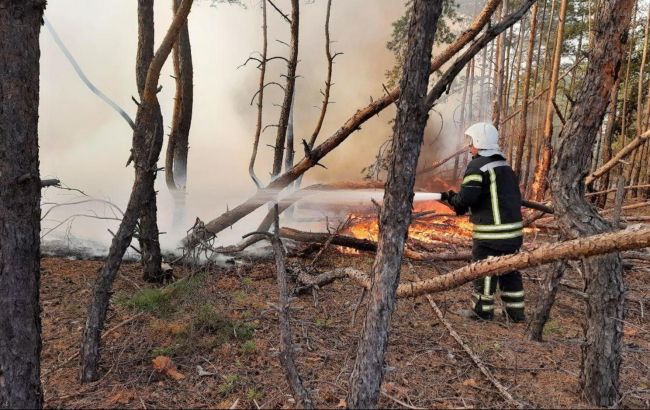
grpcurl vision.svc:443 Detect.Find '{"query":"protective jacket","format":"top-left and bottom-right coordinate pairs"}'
top-left (449, 154), bottom-right (523, 249)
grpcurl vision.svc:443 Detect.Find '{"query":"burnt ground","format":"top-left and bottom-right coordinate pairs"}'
top-left (39, 239), bottom-right (650, 409)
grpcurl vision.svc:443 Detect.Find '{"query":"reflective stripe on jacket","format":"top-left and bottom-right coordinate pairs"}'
top-left (449, 154), bottom-right (523, 243)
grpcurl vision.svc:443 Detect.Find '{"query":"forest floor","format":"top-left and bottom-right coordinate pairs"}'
top-left (40, 233), bottom-right (650, 409)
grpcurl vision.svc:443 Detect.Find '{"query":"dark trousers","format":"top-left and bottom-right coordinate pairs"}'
top-left (470, 241), bottom-right (525, 320)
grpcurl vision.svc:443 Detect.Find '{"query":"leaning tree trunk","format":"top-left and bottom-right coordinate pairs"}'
top-left (547, 0), bottom-right (634, 405)
top-left (136, 0), bottom-right (164, 282)
top-left (0, 2), bottom-right (46, 407)
top-left (80, 0), bottom-right (195, 382)
top-left (347, 1), bottom-right (442, 407)
top-left (166, 0), bottom-right (194, 233)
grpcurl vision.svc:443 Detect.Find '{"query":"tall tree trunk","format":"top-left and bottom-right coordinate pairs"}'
top-left (627, 7), bottom-right (650, 193)
top-left (548, 0), bottom-right (633, 405)
top-left (531, 0), bottom-right (568, 201)
top-left (0, 2), bottom-right (45, 407)
top-left (271, 0), bottom-right (299, 178)
top-left (166, 0), bottom-right (194, 232)
top-left (346, 1), bottom-right (442, 407)
top-left (453, 64), bottom-right (470, 179)
top-left (492, 1), bottom-right (507, 127)
top-left (135, 0), bottom-right (164, 282)
top-left (514, 2), bottom-right (538, 178)
top-left (463, 58), bottom-right (475, 170)
top-left (506, 18), bottom-right (525, 162)
top-left (620, 3), bottom-right (637, 148)
top-left (249, 0), bottom-right (267, 188)
top-left (595, 73), bottom-right (622, 207)
top-left (80, 0), bottom-right (195, 382)
top-left (523, 0), bottom-right (548, 191)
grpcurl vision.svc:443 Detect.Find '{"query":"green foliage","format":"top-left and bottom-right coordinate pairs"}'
top-left (218, 374), bottom-right (240, 396)
top-left (120, 288), bottom-right (175, 317)
top-left (151, 346), bottom-right (175, 357)
top-left (315, 317), bottom-right (333, 329)
top-left (247, 387), bottom-right (263, 402)
top-left (385, 0), bottom-right (462, 87)
top-left (543, 319), bottom-right (563, 336)
top-left (240, 340), bottom-right (257, 355)
top-left (193, 303), bottom-right (232, 334)
top-left (118, 272), bottom-right (209, 317)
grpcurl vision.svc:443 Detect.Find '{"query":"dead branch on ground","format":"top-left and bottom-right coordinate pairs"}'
top-left (417, 273), bottom-right (523, 408)
top-left (297, 227), bottom-right (650, 298)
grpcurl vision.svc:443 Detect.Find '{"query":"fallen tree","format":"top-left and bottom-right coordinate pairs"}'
top-left (279, 227), bottom-right (472, 261)
top-left (297, 226), bottom-right (650, 298)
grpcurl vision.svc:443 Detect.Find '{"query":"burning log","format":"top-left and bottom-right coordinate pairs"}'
top-left (297, 227), bottom-right (650, 298)
top-left (279, 227), bottom-right (472, 261)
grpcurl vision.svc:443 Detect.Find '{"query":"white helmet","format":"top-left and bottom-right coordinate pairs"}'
top-left (464, 122), bottom-right (500, 150)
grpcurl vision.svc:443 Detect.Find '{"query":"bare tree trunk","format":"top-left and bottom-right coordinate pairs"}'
top-left (531, 0), bottom-right (568, 201)
top-left (0, 2), bottom-right (45, 407)
top-left (620, 4), bottom-right (637, 148)
top-left (346, 1), bottom-right (442, 407)
top-left (80, 0), bottom-right (195, 382)
top-left (248, 0), bottom-right (267, 188)
top-left (527, 262), bottom-right (567, 341)
top-left (595, 73), bottom-right (622, 207)
top-left (492, 1), bottom-right (507, 127)
top-left (166, 0), bottom-right (194, 231)
top-left (135, 0), bottom-right (164, 282)
top-left (271, 0), bottom-right (299, 178)
top-left (453, 64), bottom-right (470, 178)
top-left (627, 7), bottom-right (650, 193)
top-left (548, 0), bottom-right (634, 404)
top-left (523, 0), bottom-right (548, 190)
top-left (506, 18), bottom-right (525, 162)
top-left (514, 2), bottom-right (538, 178)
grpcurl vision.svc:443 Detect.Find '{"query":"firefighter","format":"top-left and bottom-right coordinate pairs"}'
top-left (441, 122), bottom-right (525, 322)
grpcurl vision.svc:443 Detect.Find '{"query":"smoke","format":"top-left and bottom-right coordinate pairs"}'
top-left (39, 0), bottom-right (479, 252)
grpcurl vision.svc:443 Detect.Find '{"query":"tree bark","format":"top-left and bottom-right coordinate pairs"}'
top-left (80, 0), bottom-right (194, 382)
top-left (271, 0), bottom-right (299, 178)
top-left (514, 2), bottom-right (538, 178)
top-left (595, 73), bottom-right (622, 207)
top-left (491, 1), bottom-right (507, 127)
top-left (0, 1), bottom-right (45, 407)
top-left (346, 2), bottom-right (442, 407)
top-left (166, 0), bottom-right (194, 230)
top-left (526, 262), bottom-right (567, 341)
top-left (627, 7), bottom-right (650, 192)
top-left (530, 0), bottom-right (568, 201)
top-left (135, 0), bottom-right (164, 282)
top-left (547, 0), bottom-right (634, 405)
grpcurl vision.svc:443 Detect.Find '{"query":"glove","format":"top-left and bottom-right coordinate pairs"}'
top-left (441, 190), bottom-right (456, 202)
